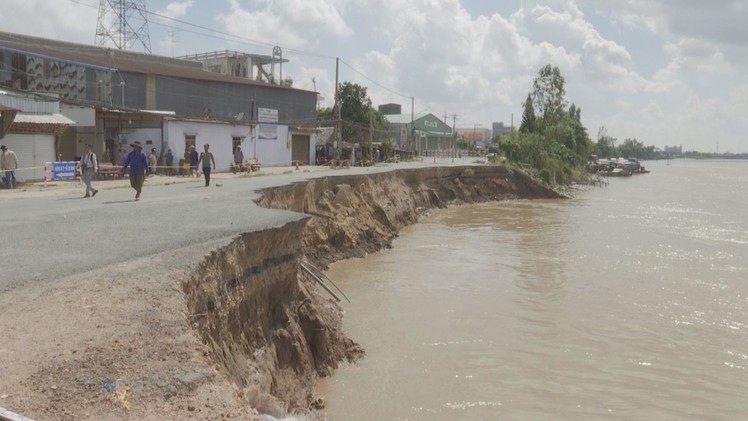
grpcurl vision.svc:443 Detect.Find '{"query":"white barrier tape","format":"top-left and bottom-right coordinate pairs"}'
top-left (1, 165), bottom-right (46, 173)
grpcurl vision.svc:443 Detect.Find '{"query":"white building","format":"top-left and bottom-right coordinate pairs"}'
top-left (0, 89), bottom-right (75, 181)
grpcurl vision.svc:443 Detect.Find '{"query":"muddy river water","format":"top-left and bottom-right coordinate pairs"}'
top-left (317, 159), bottom-right (748, 420)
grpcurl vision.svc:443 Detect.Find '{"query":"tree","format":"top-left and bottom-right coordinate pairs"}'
top-left (519, 94), bottom-right (537, 133)
top-left (531, 64), bottom-right (567, 122)
top-left (337, 82), bottom-right (388, 143)
top-left (595, 126), bottom-right (617, 159)
top-left (510, 64), bottom-right (593, 185)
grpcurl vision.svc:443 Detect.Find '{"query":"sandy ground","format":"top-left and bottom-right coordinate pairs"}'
top-left (0, 166), bottom-right (332, 420)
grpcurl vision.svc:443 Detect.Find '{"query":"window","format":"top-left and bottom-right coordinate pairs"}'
top-left (185, 135), bottom-right (196, 151)
top-left (232, 136), bottom-right (242, 150)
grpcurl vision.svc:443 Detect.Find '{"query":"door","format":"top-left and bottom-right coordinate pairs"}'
top-left (291, 134), bottom-right (310, 165)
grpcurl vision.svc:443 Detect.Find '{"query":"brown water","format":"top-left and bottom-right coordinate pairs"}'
top-left (317, 160), bottom-right (748, 420)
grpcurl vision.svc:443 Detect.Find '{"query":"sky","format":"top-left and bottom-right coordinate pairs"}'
top-left (2, 0), bottom-right (747, 153)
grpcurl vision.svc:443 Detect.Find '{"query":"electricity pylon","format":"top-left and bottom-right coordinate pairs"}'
top-left (95, 0), bottom-right (152, 53)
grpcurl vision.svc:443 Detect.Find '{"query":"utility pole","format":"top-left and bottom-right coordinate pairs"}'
top-left (369, 109), bottom-right (373, 164)
top-left (334, 57), bottom-right (340, 161)
top-left (411, 96), bottom-right (415, 155)
top-left (450, 113), bottom-right (458, 162)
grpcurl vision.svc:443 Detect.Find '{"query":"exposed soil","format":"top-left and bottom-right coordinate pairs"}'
top-left (0, 165), bottom-right (560, 420)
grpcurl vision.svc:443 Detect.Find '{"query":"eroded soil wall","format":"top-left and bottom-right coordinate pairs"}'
top-left (183, 165), bottom-right (561, 413)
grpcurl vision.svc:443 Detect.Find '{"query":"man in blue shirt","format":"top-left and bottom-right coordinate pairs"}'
top-left (120, 141), bottom-right (149, 201)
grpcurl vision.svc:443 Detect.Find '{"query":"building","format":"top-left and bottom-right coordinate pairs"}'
top-left (384, 113), bottom-right (452, 154)
top-left (0, 31), bottom-right (318, 173)
top-left (492, 121), bottom-right (511, 141)
top-left (455, 127), bottom-right (492, 149)
top-left (663, 145), bottom-right (682, 156)
top-left (378, 103), bottom-right (402, 115)
top-left (0, 89), bottom-right (75, 181)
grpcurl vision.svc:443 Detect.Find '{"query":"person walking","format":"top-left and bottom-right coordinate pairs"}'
top-left (120, 141), bottom-right (149, 201)
top-left (148, 147), bottom-right (158, 176)
top-left (0, 145), bottom-right (19, 189)
top-left (79, 143), bottom-right (99, 198)
top-left (196, 143), bottom-right (216, 187)
top-left (189, 145), bottom-right (199, 177)
top-left (233, 145), bottom-right (244, 173)
top-left (164, 148), bottom-right (174, 176)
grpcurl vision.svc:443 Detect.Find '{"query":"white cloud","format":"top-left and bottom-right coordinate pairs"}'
top-left (0, 0), bottom-right (746, 151)
top-left (2, 0), bottom-right (97, 44)
top-left (157, 1), bottom-right (194, 20)
top-left (216, 0), bottom-right (351, 50)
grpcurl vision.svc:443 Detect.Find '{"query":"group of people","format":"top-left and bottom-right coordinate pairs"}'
top-left (83, 141), bottom-right (216, 201)
top-left (0, 141), bottom-right (217, 200)
top-left (1, 144), bottom-right (19, 189)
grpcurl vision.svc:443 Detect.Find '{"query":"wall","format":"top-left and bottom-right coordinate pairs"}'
top-left (2, 133), bottom-right (55, 181)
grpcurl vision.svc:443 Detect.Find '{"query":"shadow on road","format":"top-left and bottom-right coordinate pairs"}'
top-left (103, 200), bottom-right (136, 204)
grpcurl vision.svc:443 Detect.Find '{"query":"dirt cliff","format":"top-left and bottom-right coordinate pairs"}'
top-left (182, 165), bottom-right (562, 416)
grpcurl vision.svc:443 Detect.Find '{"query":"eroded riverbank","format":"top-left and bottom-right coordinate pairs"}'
top-left (0, 164), bottom-right (559, 420)
top-left (182, 165), bottom-right (562, 417)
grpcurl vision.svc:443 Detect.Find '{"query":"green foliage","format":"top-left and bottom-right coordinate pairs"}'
top-left (531, 64), bottom-right (567, 122)
top-left (593, 127), bottom-right (660, 160)
top-left (337, 82), bottom-right (388, 143)
top-left (519, 94), bottom-right (536, 133)
top-left (381, 138), bottom-right (395, 159)
top-left (510, 64), bottom-right (593, 186)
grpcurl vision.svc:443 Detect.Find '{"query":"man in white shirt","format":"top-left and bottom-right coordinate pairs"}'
top-left (80, 143), bottom-right (99, 198)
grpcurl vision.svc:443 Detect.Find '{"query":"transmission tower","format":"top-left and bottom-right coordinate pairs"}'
top-left (95, 0), bottom-right (152, 53)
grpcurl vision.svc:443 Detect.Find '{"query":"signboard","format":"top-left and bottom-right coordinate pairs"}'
top-left (424, 120), bottom-right (438, 128)
top-left (52, 161), bottom-right (77, 180)
top-left (257, 107), bottom-right (278, 141)
top-left (400, 128), bottom-right (407, 146)
top-left (258, 124), bottom-right (278, 141)
top-left (258, 107), bottom-right (278, 123)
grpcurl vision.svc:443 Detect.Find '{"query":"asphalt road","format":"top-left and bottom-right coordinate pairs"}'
top-left (0, 158), bottom-right (473, 293)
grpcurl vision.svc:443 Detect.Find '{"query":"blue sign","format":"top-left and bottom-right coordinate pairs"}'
top-left (53, 161), bottom-right (78, 180)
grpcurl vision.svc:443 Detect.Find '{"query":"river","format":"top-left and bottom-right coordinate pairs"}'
top-left (317, 159), bottom-right (748, 420)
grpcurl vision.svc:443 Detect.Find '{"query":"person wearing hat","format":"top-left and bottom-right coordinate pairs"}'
top-left (120, 141), bottom-right (149, 201)
top-left (0, 145), bottom-right (19, 189)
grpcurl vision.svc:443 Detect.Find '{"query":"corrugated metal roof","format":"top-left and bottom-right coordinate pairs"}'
top-left (13, 113), bottom-right (75, 125)
top-left (0, 31), bottom-right (312, 93)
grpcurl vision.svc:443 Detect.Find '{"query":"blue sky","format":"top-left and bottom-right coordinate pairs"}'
top-left (3, 0), bottom-right (748, 153)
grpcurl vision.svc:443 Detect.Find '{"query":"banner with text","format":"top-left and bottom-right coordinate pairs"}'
top-left (257, 107), bottom-right (278, 141)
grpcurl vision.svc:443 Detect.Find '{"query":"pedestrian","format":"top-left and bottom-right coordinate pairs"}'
top-left (189, 145), bottom-right (199, 177)
top-left (164, 148), bottom-right (174, 176)
top-left (79, 143), bottom-right (99, 198)
top-left (117, 148), bottom-right (127, 166)
top-left (148, 147), bottom-right (158, 175)
top-left (120, 141), bottom-right (149, 201)
top-left (233, 145), bottom-right (244, 173)
top-left (196, 143), bottom-right (216, 187)
top-left (0, 145), bottom-right (19, 189)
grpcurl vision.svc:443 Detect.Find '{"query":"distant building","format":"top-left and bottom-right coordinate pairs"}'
top-left (663, 145), bottom-right (682, 156)
top-left (455, 127), bottom-right (492, 149)
top-left (384, 113), bottom-right (452, 153)
top-left (178, 49), bottom-right (290, 85)
top-left (492, 122), bottom-right (511, 141)
top-left (378, 103), bottom-right (402, 115)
